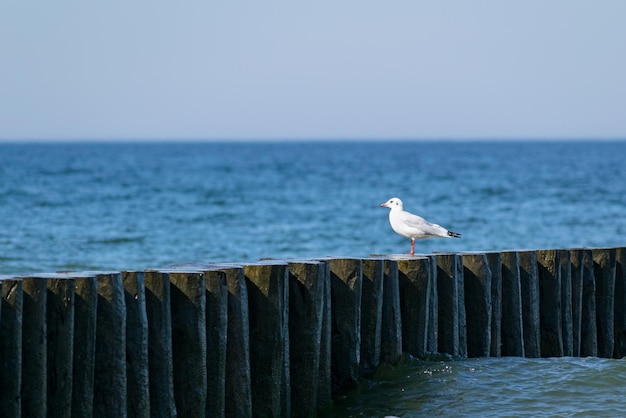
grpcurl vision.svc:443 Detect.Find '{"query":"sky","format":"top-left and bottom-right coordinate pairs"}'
top-left (1, 1), bottom-right (626, 141)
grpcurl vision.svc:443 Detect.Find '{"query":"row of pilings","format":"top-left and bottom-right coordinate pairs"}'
top-left (1, 247), bottom-right (625, 417)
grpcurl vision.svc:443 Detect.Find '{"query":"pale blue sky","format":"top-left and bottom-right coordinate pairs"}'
top-left (1, 1), bottom-right (625, 141)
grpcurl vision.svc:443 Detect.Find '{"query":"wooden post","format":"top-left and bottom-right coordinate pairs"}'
top-left (244, 261), bottom-right (290, 418)
top-left (221, 266), bottom-right (253, 418)
top-left (360, 258), bottom-right (384, 374)
top-left (288, 261), bottom-right (326, 418)
top-left (123, 271), bottom-right (150, 418)
top-left (436, 254), bottom-right (465, 357)
top-left (381, 259), bottom-right (402, 363)
top-left (398, 256), bottom-right (432, 359)
top-left (580, 250), bottom-right (598, 357)
top-left (46, 274), bottom-right (75, 418)
top-left (559, 249), bottom-right (574, 357)
top-left (203, 269), bottom-right (228, 418)
top-left (72, 275), bottom-right (98, 418)
top-left (501, 251), bottom-right (524, 357)
top-left (93, 272), bottom-right (128, 417)
top-left (519, 251), bottom-right (541, 358)
top-left (592, 248), bottom-right (616, 358)
top-left (0, 279), bottom-right (23, 417)
top-left (570, 249), bottom-right (584, 357)
top-left (168, 270), bottom-right (207, 417)
top-left (615, 247), bottom-right (626, 358)
top-left (462, 254), bottom-right (492, 358)
top-left (143, 270), bottom-right (177, 418)
top-left (328, 258), bottom-right (362, 393)
top-left (21, 276), bottom-right (48, 417)
top-left (486, 252), bottom-right (502, 357)
top-left (536, 250), bottom-right (564, 357)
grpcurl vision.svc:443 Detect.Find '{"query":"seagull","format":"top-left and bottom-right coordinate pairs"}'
top-left (380, 197), bottom-right (461, 255)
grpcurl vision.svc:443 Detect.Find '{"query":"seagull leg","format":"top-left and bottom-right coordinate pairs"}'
top-left (410, 239), bottom-right (415, 255)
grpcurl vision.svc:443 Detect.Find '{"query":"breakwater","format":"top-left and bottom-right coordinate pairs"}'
top-left (1, 247), bottom-right (625, 417)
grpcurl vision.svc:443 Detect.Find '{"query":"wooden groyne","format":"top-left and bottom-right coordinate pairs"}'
top-left (1, 247), bottom-right (625, 417)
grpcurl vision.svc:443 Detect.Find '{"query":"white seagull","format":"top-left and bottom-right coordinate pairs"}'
top-left (380, 197), bottom-right (461, 255)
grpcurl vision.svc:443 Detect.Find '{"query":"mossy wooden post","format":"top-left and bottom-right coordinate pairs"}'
top-left (94, 272), bottom-right (128, 417)
top-left (501, 251), bottom-right (524, 357)
top-left (486, 252), bottom-right (502, 357)
top-left (72, 275), bottom-right (98, 417)
top-left (398, 256), bottom-right (431, 359)
top-left (518, 251), bottom-right (541, 358)
top-left (462, 254), bottom-right (492, 358)
top-left (360, 258), bottom-right (384, 374)
top-left (288, 260), bottom-right (326, 418)
top-left (169, 271), bottom-right (207, 417)
top-left (570, 249), bottom-right (584, 357)
top-left (536, 250), bottom-right (564, 357)
top-left (615, 247), bottom-right (626, 358)
top-left (143, 271), bottom-right (177, 418)
top-left (436, 254), bottom-right (465, 357)
top-left (579, 250), bottom-right (598, 357)
top-left (559, 249), bottom-right (574, 356)
top-left (21, 276), bottom-right (48, 417)
top-left (123, 271), bottom-right (150, 418)
top-left (0, 279), bottom-right (23, 417)
top-left (381, 259), bottom-right (402, 364)
top-left (244, 262), bottom-right (290, 418)
top-left (46, 275), bottom-right (75, 418)
top-left (592, 248), bottom-right (616, 358)
top-left (203, 269), bottom-right (228, 418)
top-left (328, 258), bottom-right (362, 393)
top-left (220, 266), bottom-right (252, 418)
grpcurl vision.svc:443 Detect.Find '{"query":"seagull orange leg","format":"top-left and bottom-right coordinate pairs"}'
top-left (410, 239), bottom-right (415, 255)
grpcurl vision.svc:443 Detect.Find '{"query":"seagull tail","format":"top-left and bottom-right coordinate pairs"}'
top-left (448, 230), bottom-right (462, 238)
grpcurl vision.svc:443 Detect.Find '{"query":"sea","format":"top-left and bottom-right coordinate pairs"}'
top-left (1, 140), bottom-right (625, 416)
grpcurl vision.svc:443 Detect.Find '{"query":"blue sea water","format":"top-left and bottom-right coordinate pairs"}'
top-left (1, 140), bottom-right (625, 274)
top-left (1, 139), bottom-right (626, 416)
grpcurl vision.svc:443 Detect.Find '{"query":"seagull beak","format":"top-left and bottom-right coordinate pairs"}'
top-left (380, 202), bottom-right (388, 207)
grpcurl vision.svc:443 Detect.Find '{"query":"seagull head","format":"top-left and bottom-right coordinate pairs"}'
top-left (380, 197), bottom-right (403, 210)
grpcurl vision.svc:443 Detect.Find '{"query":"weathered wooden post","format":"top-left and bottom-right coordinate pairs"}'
top-left (203, 269), bottom-right (228, 418)
top-left (381, 259), bottom-right (403, 363)
top-left (436, 254), bottom-right (466, 357)
top-left (288, 260), bottom-right (327, 418)
top-left (93, 272), bottom-right (128, 417)
top-left (72, 275), bottom-right (98, 418)
top-left (501, 251), bottom-right (524, 357)
top-left (518, 251), bottom-right (541, 358)
top-left (579, 250), bottom-right (598, 357)
top-left (426, 254), bottom-right (439, 354)
top-left (168, 270), bottom-right (207, 417)
top-left (220, 266), bottom-right (253, 418)
top-left (326, 258), bottom-right (362, 394)
top-left (559, 249), bottom-right (574, 356)
top-left (143, 270), bottom-right (177, 418)
top-left (46, 274), bottom-right (75, 418)
top-left (570, 249), bottom-right (584, 357)
top-left (615, 247), bottom-right (626, 358)
top-left (244, 261), bottom-right (290, 418)
top-left (398, 256), bottom-right (432, 359)
top-left (318, 259), bottom-right (332, 409)
top-left (0, 279), bottom-right (23, 417)
top-left (536, 250), bottom-right (564, 357)
top-left (592, 248), bottom-right (616, 358)
top-left (486, 252), bottom-right (502, 358)
top-left (123, 271), bottom-right (150, 418)
top-left (360, 258), bottom-right (384, 374)
top-left (21, 276), bottom-right (48, 417)
top-left (462, 254), bottom-right (492, 358)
